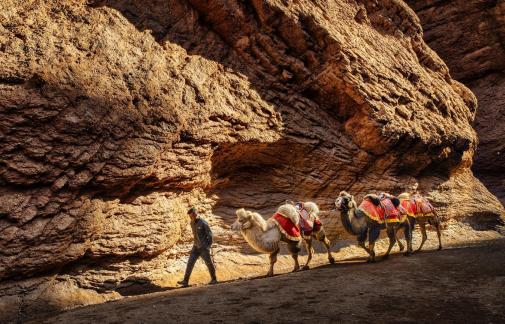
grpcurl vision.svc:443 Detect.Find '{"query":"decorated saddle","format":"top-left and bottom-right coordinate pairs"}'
top-left (379, 195), bottom-right (404, 223)
top-left (400, 198), bottom-right (418, 216)
top-left (399, 194), bottom-right (436, 217)
top-left (413, 196), bottom-right (436, 217)
top-left (358, 194), bottom-right (405, 224)
top-left (272, 212), bottom-right (302, 241)
top-left (295, 203), bottom-right (322, 237)
top-left (358, 197), bottom-right (385, 223)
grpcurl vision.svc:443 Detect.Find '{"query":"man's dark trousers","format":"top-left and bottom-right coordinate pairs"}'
top-left (183, 246), bottom-right (216, 282)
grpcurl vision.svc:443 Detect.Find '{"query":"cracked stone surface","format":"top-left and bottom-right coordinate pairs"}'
top-left (0, 0), bottom-right (504, 321)
top-left (408, 0), bottom-right (505, 205)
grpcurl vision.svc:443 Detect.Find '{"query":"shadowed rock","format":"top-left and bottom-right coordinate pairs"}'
top-left (407, 0), bottom-right (505, 205)
top-left (0, 0), bottom-right (504, 321)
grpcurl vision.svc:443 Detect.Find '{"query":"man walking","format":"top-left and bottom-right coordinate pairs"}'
top-left (177, 207), bottom-right (217, 287)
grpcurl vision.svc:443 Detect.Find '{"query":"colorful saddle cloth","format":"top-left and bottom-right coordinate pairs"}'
top-left (272, 212), bottom-right (302, 241)
top-left (400, 199), bottom-right (417, 216)
top-left (400, 197), bottom-right (435, 217)
top-left (413, 197), bottom-right (436, 216)
top-left (358, 196), bottom-right (405, 224)
top-left (380, 197), bottom-right (403, 223)
top-left (358, 198), bottom-right (385, 223)
top-left (297, 208), bottom-right (322, 236)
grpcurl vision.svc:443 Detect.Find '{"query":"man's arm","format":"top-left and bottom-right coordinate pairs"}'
top-left (201, 220), bottom-right (213, 247)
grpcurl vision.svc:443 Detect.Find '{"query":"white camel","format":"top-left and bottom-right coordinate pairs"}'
top-left (287, 201), bottom-right (335, 269)
top-left (231, 204), bottom-right (302, 276)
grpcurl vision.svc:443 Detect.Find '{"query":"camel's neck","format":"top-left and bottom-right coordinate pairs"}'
top-left (340, 201), bottom-right (364, 235)
top-left (240, 214), bottom-right (279, 254)
top-left (250, 213), bottom-right (268, 232)
top-left (242, 224), bottom-right (264, 243)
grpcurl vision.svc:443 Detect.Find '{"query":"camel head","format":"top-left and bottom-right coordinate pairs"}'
top-left (335, 191), bottom-right (354, 210)
top-left (232, 208), bottom-right (254, 231)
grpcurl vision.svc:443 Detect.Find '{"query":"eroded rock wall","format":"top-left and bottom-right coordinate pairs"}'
top-left (407, 0), bottom-right (505, 204)
top-left (0, 0), bottom-right (503, 321)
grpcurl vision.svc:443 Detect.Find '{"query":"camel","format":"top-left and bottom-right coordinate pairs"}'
top-left (231, 204), bottom-right (302, 276)
top-left (398, 192), bottom-right (442, 251)
top-left (334, 191), bottom-right (412, 262)
top-left (288, 201), bottom-right (335, 269)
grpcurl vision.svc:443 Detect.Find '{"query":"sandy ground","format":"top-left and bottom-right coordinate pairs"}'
top-left (152, 219), bottom-right (505, 288)
top-left (35, 237), bottom-right (505, 324)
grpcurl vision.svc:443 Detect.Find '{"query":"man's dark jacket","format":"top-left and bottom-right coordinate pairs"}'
top-left (191, 218), bottom-right (213, 249)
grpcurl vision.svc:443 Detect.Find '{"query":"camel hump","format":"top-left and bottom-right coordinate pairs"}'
top-left (236, 208), bottom-right (247, 218)
top-left (303, 201), bottom-right (319, 215)
top-left (390, 197), bottom-right (400, 208)
top-left (276, 204), bottom-right (300, 225)
top-left (364, 194), bottom-right (380, 206)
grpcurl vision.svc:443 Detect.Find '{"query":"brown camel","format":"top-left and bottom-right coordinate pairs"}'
top-left (289, 201), bottom-right (335, 269)
top-left (399, 192), bottom-right (442, 251)
top-left (335, 191), bottom-right (413, 262)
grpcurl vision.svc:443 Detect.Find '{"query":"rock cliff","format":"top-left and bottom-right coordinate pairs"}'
top-left (0, 0), bottom-right (503, 320)
top-left (407, 0), bottom-right (505, 204)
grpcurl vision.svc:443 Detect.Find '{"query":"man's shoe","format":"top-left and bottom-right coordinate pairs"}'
top-left (209, 279), bottom-right (218, 285)
top-left (177, 280), bottom-right (189, 287)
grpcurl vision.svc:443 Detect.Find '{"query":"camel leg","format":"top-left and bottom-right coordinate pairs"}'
top-left (357, 230), bottom-right (371, 258)
top-left (435, 220), bottom-right (443, 250)
top-left (416, 223), bottom-right (427, 252)
top-left (408, 216), bottom-right (417, 231)
top-left (383, 227), bottom-right (396, 260)
top-left (321, 235), bottom-right (335, 264)
top-left (403, 222), bottom-right (413, 255)
top-left (314, 229), bottom-right (335, 264)
top-left (358, 241), bottom-right (371, 255)
top-left (303, 237), bottom-right (313, 270)
top-left (368, 225), bottom-right (380, 263)
top-left (267, 249), bottom-right (279, 277)
top-left (394, 227), bottom-right (404, 251)
top-left (291, 252), bottom-right (300, 272)
top-left (367, 242), bottom-right (376, 263)
top-left (287, 241), bottom-right (301, 272)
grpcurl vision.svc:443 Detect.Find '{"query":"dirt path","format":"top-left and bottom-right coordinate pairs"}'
top-left (37, 239), bottom-right (505, 324)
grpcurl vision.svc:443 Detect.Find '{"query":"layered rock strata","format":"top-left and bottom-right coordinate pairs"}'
top-left (0, 0), bottom-right (503, 320)
top-left (408, 0), bottom-right (505, 205)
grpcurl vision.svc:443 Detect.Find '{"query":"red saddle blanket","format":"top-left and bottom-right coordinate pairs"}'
top-left (358, 197), bottom-right (403, 224)
top-left (358, 199), bottom-right (385, 223)
top-left (400, 199), bottom-right (417, 216)
top-left (380, 198), bottom-right (402, 223)
top-left (400, 197), bottom-right (436, 217)
top-left (272, 213), bottom-right (301, 241)
top-left (298, 208), bottom-right (322, 236)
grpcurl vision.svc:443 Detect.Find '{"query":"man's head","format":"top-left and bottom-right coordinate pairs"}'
top-left (187, 207), bottom-right (198, 221)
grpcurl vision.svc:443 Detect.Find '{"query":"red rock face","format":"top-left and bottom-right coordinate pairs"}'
top-left (408, 0), bottom-right (505, 204)
top-left (0, 0), bottom-right (503, 320)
